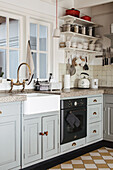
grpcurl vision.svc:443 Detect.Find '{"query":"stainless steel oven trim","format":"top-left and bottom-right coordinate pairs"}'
top-left (61, 110), bottom-right (64, 143)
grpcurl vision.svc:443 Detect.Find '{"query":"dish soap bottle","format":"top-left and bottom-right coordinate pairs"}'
top-left (34, 78), bottom-right (40, 91)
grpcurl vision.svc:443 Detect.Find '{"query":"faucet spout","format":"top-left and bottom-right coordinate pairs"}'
top-left (17, 63), bottom-right (31, 83)
top-left (7, 62), bottom-right (32, 93)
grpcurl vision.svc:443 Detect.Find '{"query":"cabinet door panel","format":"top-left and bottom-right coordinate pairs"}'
top-left (24, 118), bottom-right (41, 165)
top-left (104, 104), bottom-right (113, 141)
top-left (43, 115), bottom-right (58, 158)
top-left (0, 116), bottom-right (20, 170)
top-left (88, 104), bottom-right (101, 123)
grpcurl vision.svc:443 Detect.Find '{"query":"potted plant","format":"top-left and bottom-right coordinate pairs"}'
top-left (0, 72), bottom-right (4, 83)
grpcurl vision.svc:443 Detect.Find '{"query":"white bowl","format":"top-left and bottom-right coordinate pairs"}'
top-left (77, 43), bottom-right (83, 49)
top-left (89, 44), bottom-right (95, 51)
top-left (83, 45), bottom-right (88, 50)
top-left (95, 47), bottom-right (101, 52)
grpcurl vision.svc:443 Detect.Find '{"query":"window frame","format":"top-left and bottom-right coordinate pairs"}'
top-left (0, 11), bottom-right (23, 78)
top-left (28, 18), bottom-right (51, 81)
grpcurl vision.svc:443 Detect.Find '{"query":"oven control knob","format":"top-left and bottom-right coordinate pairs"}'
top-left (74, 101), bottom-right (77, 106)
top-left (68, 101), bottom-right (72, 107)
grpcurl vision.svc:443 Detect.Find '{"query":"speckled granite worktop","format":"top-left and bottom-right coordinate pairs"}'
top-left (0, 87), bottom-right (113, 103)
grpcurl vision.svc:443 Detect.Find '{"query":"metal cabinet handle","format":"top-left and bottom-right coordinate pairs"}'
top-left (93, 130), bottom-right (97, 133)
top-left (93, 99), bottom-right (97, 102)
top-left (108, 107), bottom-right (111, 135)
top-left (0, 111), bottom-right (2, 114)
top-left (72, 142), bottom-right (76, 146)
top-left (93, 112), bottom-right (97, 115)
top-left (44, 131), bottom-right (48, 136)
top-left (39, 132), bottom-right (44, 136)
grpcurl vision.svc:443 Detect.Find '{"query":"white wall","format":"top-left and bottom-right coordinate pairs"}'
top-left (0, 0), bottom-right (70, 90)
top-left (75, 0), bottom-right (113, 9)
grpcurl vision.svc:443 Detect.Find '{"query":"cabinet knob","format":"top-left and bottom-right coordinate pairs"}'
top-left (93, 112), bottom-right (97, 115)
top-left (44, 131), bottom-right (48, 136)
top-left (39, 132), bottom-right (44, 136)
top-left (93, 99), bottom-right (97, 102)
top-left (0, 111), bottom-right (2, 114)
top-left (93, 130), bottom-right (97, 133)
top-left (72, 142), bottom-right (76, 146)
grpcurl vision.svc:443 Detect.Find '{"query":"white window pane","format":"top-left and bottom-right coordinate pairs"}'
top-left (0, 17), bottom-right (7, 47)
top-left (9, 19), bottom-right (19, 48)
top-left (30, 23), bottom-right (37, 50)
top-left (9, 50), bottom-right (19, 79)
top-left (32, 52), bottom-right (37, 78)
top-left (39, 25), bottom-right (48, 51)
top-left (0, 49), bottom-right (6, 78)
top-left (39, 53), bottom-right (47, 79)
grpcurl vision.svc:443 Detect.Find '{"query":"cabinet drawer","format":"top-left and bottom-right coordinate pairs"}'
top-left (87, 122), bottom-right (102, 143)
top-left (88, 96), bottom-right (102, 105)
top-left (0, 102), bottom-right (20, 117)
top-left (61, 138), bottom-right (85, 153)
top-left (88, 104), bottom-right (102, 123)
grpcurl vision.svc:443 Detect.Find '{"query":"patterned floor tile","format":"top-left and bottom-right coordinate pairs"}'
top-left (49, 147), bottom-right (113, 170)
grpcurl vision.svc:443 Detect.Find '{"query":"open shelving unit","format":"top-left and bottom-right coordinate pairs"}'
top-left (59, 15), bottom-right (103, 57)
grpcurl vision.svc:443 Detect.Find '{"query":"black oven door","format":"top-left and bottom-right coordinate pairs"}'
top-left (60, 108), bottom-right (87, 144)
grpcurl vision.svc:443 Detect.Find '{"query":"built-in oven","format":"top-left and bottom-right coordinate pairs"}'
top-left (60, 98), bottom-right (87, 145)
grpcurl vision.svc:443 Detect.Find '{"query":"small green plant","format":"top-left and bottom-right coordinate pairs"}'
top-left (0, 72), bottom-right (4, 77)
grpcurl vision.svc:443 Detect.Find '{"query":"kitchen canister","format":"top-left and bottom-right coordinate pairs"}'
top-left (64, 74), bottom-right (70, 89)
top-left (90, 79), bottom-right (98, 89)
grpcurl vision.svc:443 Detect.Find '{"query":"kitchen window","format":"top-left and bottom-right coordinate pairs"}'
top-left (29, 19), bottom-right (50, 80)
top-left (0, 12), bottom-right (22, 79)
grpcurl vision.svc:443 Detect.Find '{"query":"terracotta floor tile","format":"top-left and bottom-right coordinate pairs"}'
top-left (100, 153), bottom-right (111, 156)
top-left (96, 164), bottom-right (109, 168)
top-left (91, 156), bottom-right (103, 160)
top-left (73, 164), bottom-right (85, 168)
top-left (105, 160), bottom-right (113, 163)
top-left (82, 160), bottom-right (94, 164)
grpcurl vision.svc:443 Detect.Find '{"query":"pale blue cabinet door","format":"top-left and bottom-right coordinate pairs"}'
top-left (42, 115), bottom-right (58, 158)
top-left (24, 118), bottom-right (41, 165)
top-left (104, 104), bottom-right (113, 141)
top-left (0, 116), bottom-right (20, 170)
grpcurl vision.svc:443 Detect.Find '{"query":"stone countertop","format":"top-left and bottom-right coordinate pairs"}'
top-left (0, 87), bottom-right (113, 103)
top-left (0, 93), bottom-right (27, 103)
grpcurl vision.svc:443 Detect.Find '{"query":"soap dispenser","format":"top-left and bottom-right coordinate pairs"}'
top-left (34, 78), bottom-right (40, 91)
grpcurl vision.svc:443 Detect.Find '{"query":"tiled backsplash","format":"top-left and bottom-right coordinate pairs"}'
top-left (59, 63), bottom-right (113, 88)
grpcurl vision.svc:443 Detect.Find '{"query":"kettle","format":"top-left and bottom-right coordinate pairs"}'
top-left (78, 72), bottom-right (90, 89)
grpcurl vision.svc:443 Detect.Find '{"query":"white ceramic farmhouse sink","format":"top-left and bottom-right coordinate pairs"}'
top-left (18, 93), bottom-right (60, 115)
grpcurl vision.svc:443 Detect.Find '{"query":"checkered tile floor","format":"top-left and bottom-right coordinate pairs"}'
top-left (49, 147), bottom-right (113, 170)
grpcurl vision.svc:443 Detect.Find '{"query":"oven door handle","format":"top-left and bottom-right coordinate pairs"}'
top-left (61, 110), bottom-right (64, 144)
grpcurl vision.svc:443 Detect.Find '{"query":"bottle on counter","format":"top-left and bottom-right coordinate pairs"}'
top-left (34, 78), bottom-right (40, 91)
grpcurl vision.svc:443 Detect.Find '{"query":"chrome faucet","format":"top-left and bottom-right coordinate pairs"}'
top-left (7, 63), bottom-right (31, 93)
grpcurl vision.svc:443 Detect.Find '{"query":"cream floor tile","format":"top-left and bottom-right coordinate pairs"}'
top-left (98, 149), bottom-right (108, 153)
top-left (71, 160), bottom-right (83, 164)
top-left (108, 163), bottom-right (113, 168)
top-left (90, 152), bottom-right (101, 156)
top-left (94, 159), bottom-right (106, 164)
top-left (84, 164), bottom-right (97, 169)
top-left (102, 156), bottom-right (113, 160)
top-left (61, 164), bottom-right (73, 169)
top-left (81, 156), bottom-right (92, 160)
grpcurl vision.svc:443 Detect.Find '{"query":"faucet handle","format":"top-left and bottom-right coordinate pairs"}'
top-left (24, 79), bottom-right (28, 81)
top-left (7, 79), bottom-right (12, 81)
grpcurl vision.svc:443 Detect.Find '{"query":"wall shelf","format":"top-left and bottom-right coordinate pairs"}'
top-left (61, 31), bottom-right (100, 42)
top-left (60, 47), bottom-right (102, 54)
top-left (60, 15), bottom-right (103, 28)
